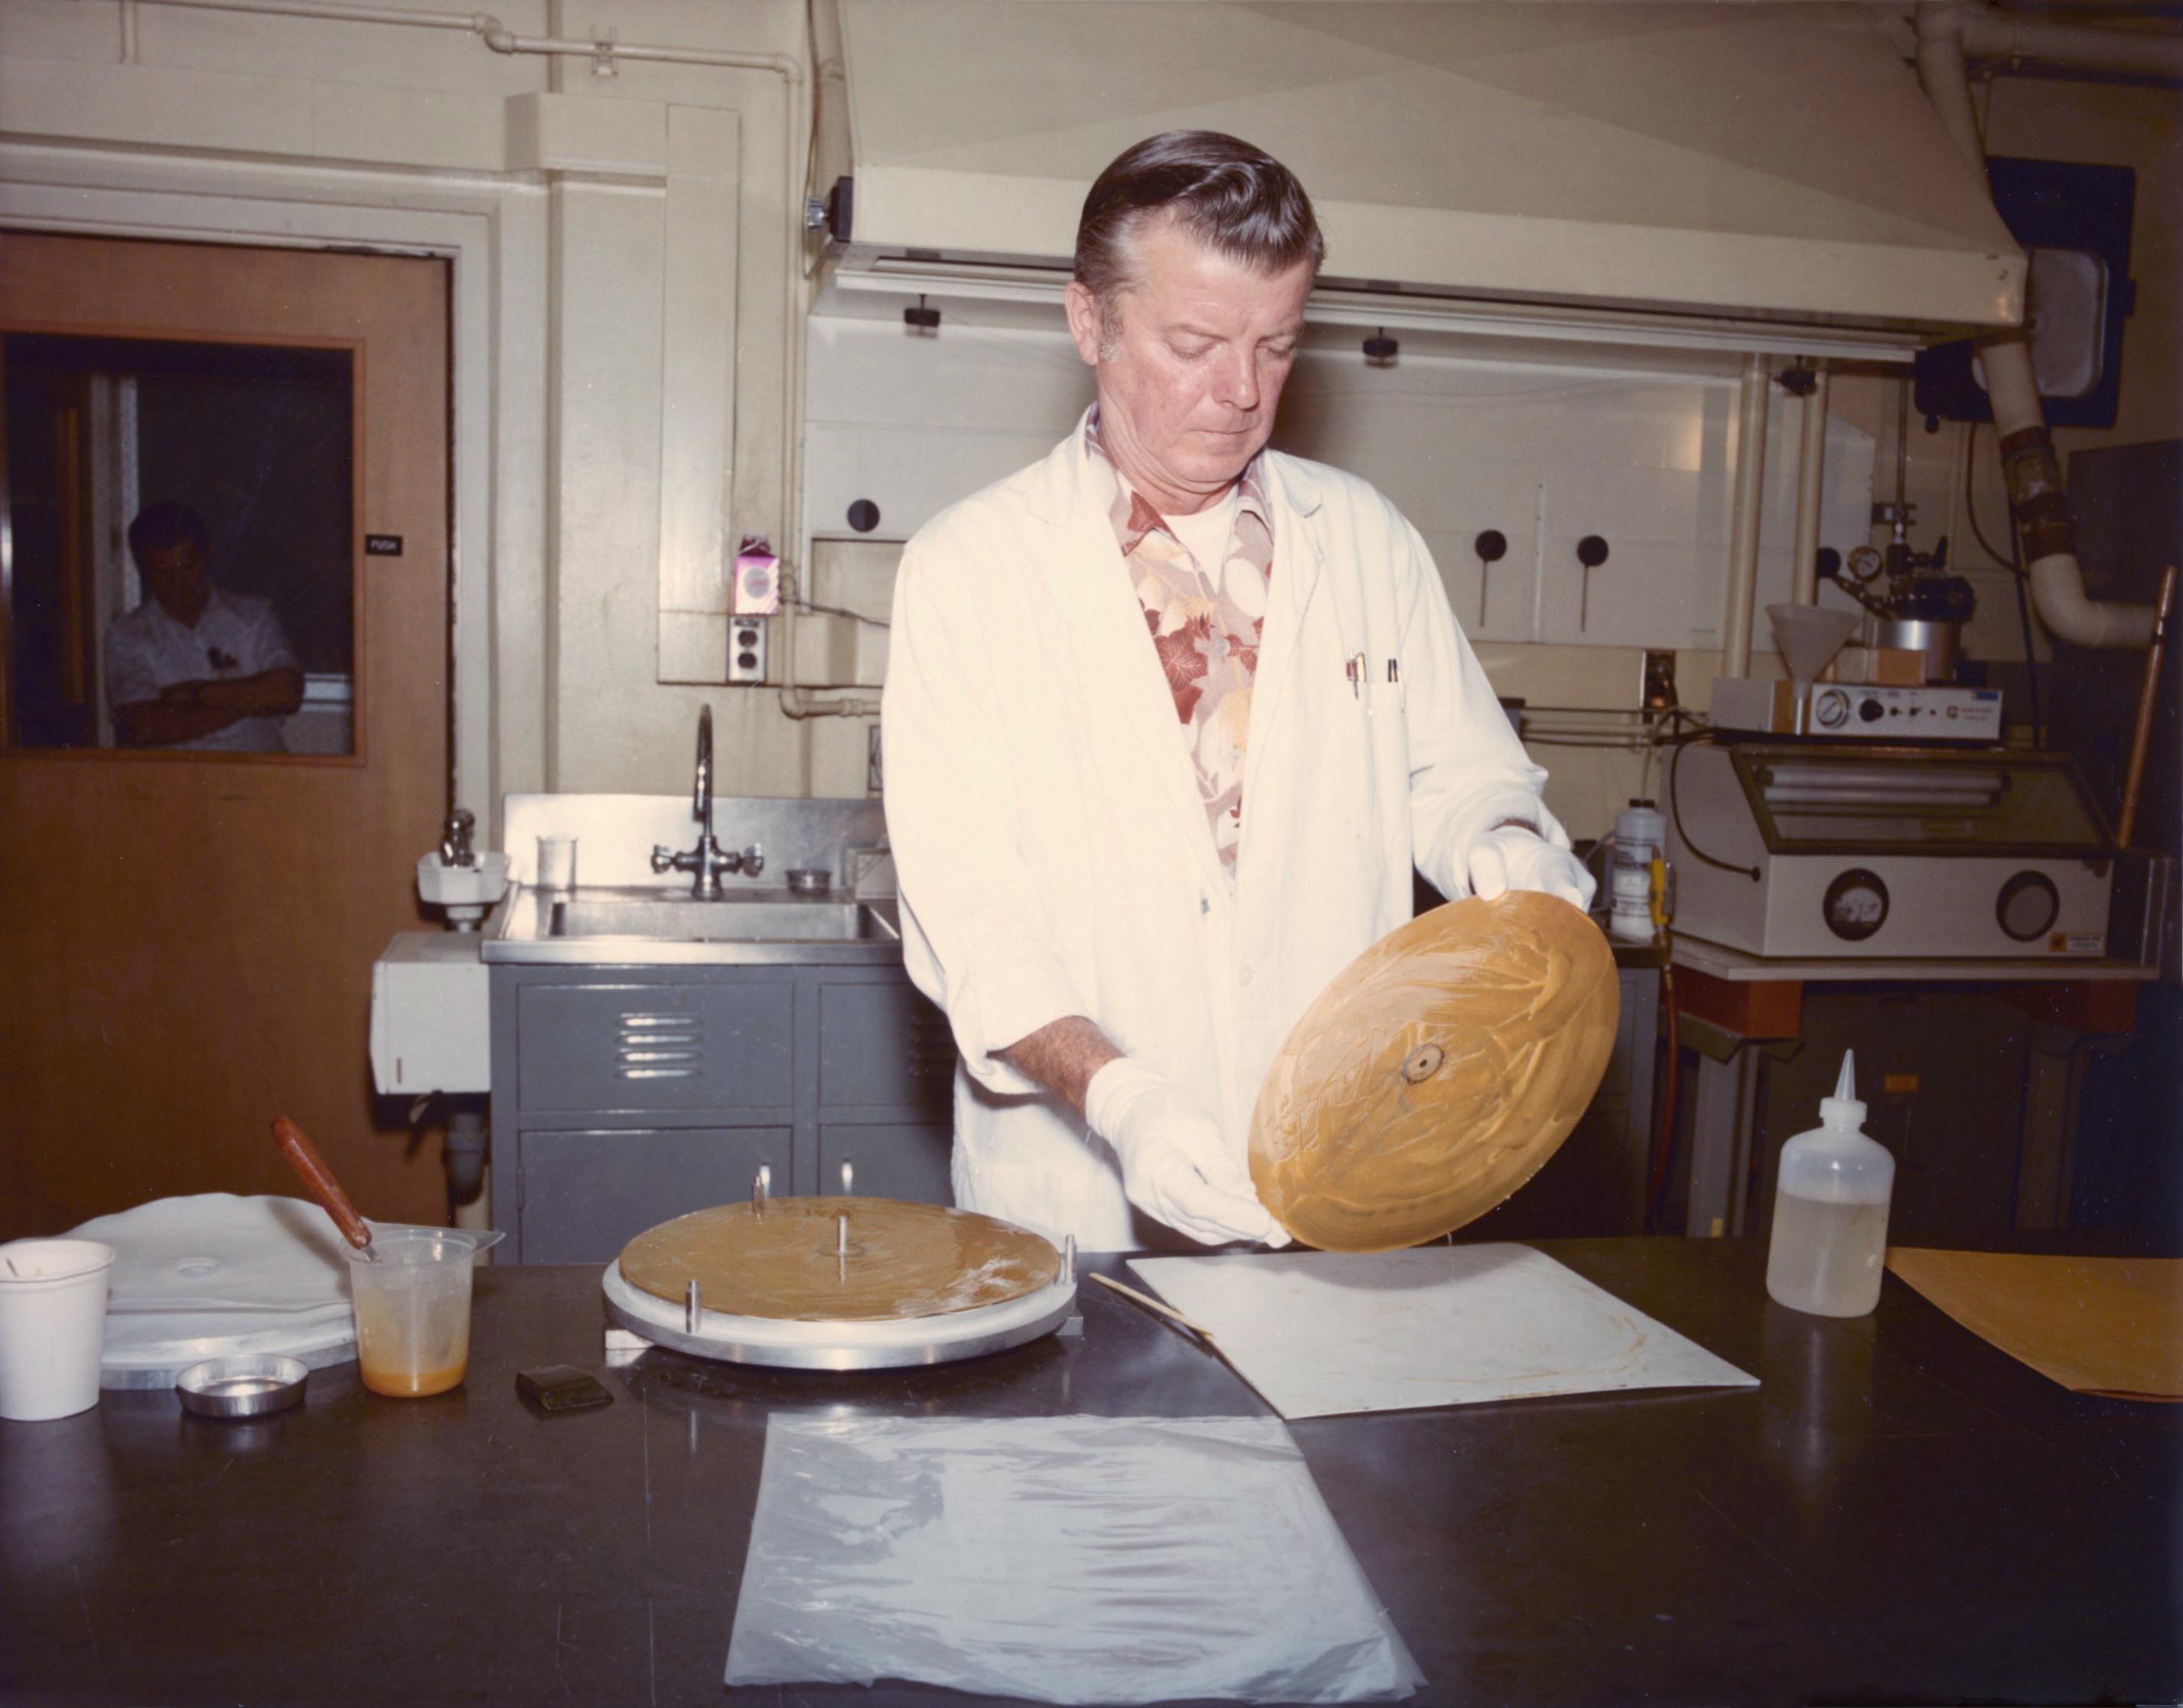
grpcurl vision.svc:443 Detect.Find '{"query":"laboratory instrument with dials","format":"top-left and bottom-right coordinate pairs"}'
top-left (1666, 744), bottom-right (2115, 960)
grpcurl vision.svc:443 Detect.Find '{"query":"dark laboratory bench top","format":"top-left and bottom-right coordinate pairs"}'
top-left (3, 1239), bottom-right (2175, 1708)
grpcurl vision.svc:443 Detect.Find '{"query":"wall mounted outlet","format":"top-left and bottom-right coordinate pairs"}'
top-left (1641, 648), bottom-right (1678, 715)
top-left (729, 617), bottom-right (767, 684)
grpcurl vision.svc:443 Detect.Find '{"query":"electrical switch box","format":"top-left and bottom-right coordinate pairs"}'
top-left (370, 932), bottom-right (492, 1094)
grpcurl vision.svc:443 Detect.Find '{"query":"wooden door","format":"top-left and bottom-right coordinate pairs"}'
top-left (0, 234), bottom-right (448, 1237)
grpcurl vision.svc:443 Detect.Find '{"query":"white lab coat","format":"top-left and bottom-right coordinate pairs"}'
top-left (881, 419), bottom-right (1566, 1252)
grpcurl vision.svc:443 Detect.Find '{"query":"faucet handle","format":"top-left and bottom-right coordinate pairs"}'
top-left (441, 807), bottom-right (477, 869)
top-left (650, 844), bottom-right (679, 874)
top-left (740, 844), bottom-right (765, 877)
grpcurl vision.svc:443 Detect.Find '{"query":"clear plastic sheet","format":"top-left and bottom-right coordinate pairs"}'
top-left (725, 1414), bottom-right (1422, 1703)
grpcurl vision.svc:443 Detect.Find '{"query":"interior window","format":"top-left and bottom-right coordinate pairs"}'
top-left (2, 332), bottom-right (355, 755)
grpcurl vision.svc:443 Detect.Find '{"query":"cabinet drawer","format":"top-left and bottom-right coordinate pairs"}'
top-left (818, 980), bottom-right (955, 1109)
top-left (516, 983), bottom-right (793, 1114)
top-left (817, 1122), bottom-right (954, 1207)
top-left (516, 1126), bottom-right (788, 1264)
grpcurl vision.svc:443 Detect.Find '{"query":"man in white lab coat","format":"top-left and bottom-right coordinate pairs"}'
top-left (882, 132), bottom-right (1592, 1254)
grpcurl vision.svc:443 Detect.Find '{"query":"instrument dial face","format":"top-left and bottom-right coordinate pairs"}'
top-left (1822, 869), bottom-right (1890, 942)
top-left (1996, 871), bottom-right (2061, 943)
top-left (1812, 688), bottom-right (1851, 730)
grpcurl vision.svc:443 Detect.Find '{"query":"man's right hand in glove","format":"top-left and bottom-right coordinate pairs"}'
top-left (1083, 1058), bottom-right (1288, 1248)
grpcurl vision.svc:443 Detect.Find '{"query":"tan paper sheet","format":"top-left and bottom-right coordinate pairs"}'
top-left (1885, 1248), bottom-right (2183, 1401)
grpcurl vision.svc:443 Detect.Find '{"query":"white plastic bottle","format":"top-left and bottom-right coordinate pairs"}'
top-left (1609, 801), bottom-right (1666, 942)
top-left (1765, 1051), bottom-right (1895, 1317)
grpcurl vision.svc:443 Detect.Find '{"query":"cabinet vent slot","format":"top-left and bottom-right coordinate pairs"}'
top-left (617, 1012), bottom-right (705, 1080)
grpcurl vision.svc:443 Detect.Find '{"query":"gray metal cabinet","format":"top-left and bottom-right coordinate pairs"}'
top-left (517, 981), bottom-right (796, 1116)
top-left (817, 1122), bottom-right (953, 1205)
top-left (490, 963), bottom-right (952, 1263)
top-left (516, 1126), bottom-right (790, 1264)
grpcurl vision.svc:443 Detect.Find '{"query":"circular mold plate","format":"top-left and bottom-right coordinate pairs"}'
top-left (618, 1196), bottom-right (1060, 1322)
top-left (1248, 891), bottom-right (1620, 1253)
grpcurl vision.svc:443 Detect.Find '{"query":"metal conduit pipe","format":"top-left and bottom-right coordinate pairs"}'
top-left (1915, 3), bottom-right (2156, 649)
top-left (129, 0), bottom-right (798, 77)
top-left (125, 0), bottom-right (490, 30)
top-left (1956, 3), bottom-right (2183, 83)
top-left (1722, 354), bottom-right (1772, 677)
top-left (1790, 363), bottom-right (1831, 607)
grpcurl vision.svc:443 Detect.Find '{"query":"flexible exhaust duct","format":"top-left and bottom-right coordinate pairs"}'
top-left (1914, 3), bottom-right (2155, 649)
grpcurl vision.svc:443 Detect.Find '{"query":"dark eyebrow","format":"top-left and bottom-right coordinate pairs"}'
top-left (1168, 324), bottom-right (1303, 344)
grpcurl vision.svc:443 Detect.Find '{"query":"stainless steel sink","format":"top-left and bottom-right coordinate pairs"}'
top-left (483, 885), bottom-right (903, 965)
top-left (548, 896), bottom-right (897, 944)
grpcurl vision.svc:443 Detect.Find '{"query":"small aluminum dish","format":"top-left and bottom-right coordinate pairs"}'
top-left (785, 867), bottom-right (833, 896)
top-left (174, 1354), bottom-right (310, 1420)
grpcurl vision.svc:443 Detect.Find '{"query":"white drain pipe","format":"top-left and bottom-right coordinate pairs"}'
top-left (1722, 354), bottom-right (1771, 676)
top-left (1914, 3), bottom-right (2155, 649)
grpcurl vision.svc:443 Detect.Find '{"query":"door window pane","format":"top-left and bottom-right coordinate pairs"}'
top-left (2, 333), bottom-right (354, 755)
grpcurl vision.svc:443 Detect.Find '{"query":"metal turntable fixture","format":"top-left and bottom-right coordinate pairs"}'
top-left (601, 1165), bottom-right (1078, 1370)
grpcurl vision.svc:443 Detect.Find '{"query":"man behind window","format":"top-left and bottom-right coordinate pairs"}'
top-left (106, 501), bottom-right (303, 752)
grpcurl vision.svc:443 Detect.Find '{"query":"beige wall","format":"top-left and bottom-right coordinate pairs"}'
top-left (1, 8), bottom-right (2172, 847)
top-left (0, 0), bottom-right (866, 826)
top-left (1520, 72), bottom-right (2180, 838)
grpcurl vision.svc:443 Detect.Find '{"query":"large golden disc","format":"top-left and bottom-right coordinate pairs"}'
top-left (1248, 891), bottom-right (1620, 1253)
top-left (617, 1196), bottom-right (1061, 1323)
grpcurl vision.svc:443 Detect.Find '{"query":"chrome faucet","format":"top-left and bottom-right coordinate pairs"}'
top-left (652, 706), bottom-right (763, 897)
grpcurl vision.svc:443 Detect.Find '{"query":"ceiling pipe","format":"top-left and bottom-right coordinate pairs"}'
top-left (1914, 4), bottom-right (2155, 650)
top-left (1957, 3), bottom-right (2183, 83)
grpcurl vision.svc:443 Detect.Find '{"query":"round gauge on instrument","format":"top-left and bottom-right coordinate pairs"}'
top-left (1996, 871), bottom-right (2061, 944)
top-left (1845, 546), bottom-right (1885, 584)
top-left (1811, 687), bottom-right (1852, 731)
top-left (1822, 869), bottom-right (1890, 943)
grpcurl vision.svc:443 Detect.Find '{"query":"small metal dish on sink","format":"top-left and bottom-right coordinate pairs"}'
top-left (175, 1354), bottom-right (310, 1420)
top-left (785, 867), bottom-right (832, 896)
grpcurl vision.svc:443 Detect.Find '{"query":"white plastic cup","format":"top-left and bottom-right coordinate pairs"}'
top-left (0, 1239), bottom-right (116, 1423)
top-left (536, 833), bottom-right (578, 891)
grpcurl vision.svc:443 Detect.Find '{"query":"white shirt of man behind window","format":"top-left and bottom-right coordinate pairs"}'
top-left (104, 588), bottom-right (301, 753)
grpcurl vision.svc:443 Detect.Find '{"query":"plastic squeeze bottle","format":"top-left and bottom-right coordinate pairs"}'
top-left (1765, 1051), bottom-right (1895, 1317)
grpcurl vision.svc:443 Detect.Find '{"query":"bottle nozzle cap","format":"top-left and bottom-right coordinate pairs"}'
top-left (1821, 1048), bottom-right (1866, 1126)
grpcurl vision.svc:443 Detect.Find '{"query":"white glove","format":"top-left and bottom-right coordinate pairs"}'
top-left (1466, 823), bottom-right (1596, 911)
top-left (1084, 1058), bottom-right (1290, 1248)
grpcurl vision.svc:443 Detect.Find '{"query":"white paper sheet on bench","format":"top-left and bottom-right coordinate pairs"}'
top-left (1130, 1245), bottom-right (1758, 1420)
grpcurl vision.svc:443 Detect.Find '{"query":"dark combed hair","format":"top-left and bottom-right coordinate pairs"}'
top-left (126, 500), bottom-right (210, 564)
top-left (1074, 130), bottom-right (1325, 304)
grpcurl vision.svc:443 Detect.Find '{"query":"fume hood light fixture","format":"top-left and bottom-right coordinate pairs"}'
top-left (829, 260), bottom-right (1927, 368)
top-left (1363, 329), bottom-right (1399, 367)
